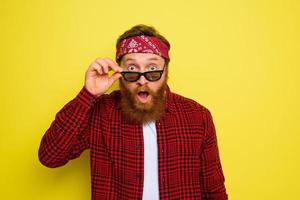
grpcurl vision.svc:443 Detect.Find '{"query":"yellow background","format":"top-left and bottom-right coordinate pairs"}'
top-left (1, 0), bottom-right (299, 199)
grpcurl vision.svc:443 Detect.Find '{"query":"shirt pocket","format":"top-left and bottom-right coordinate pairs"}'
top-left (176, 131), bottom-right (205, 157)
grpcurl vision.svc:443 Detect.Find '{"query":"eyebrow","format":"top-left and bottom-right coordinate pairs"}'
top-left (123, 57), bottom-right (160, 62)
top-left (148, 57), bottom-right (160, 61)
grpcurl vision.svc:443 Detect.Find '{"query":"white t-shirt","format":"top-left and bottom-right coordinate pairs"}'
top-left (142, 122), bottom-right (159, 200)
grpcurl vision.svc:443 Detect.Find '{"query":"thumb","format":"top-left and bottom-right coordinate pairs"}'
top-left (108, 72), bottom-right (122, 86)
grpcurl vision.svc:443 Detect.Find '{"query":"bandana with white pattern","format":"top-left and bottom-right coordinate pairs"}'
top-left (116, 35), bottom-right (169, 62)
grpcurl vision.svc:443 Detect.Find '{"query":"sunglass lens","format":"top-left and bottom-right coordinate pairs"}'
top-left (124, 73), bottom-right (139, 82)
top-left (145, 72), bottom-right (162, 81)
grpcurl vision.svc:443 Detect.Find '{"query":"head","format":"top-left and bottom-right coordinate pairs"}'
top-left (116, 24), bottom-right (171, 124)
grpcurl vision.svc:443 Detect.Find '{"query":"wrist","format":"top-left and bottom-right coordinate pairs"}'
top-left (84, 86), bottom-right (103, 97)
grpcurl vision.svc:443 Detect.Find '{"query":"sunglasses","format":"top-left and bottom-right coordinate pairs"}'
top-left (121, 67), bottom-right (165, 82)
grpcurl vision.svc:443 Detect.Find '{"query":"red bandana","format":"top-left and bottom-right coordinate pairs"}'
top-left (116, 35), bottom-right (169, 62)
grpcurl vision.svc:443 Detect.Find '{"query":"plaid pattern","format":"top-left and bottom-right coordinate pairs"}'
top-left (38, 86), bottom-right (228, 200)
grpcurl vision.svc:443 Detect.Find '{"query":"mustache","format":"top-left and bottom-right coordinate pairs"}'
top-left (134, 85), bottom-right (156, 96)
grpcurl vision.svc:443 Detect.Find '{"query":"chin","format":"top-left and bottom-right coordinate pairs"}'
top-left (119, 79), bottom-right (167, 124)
top-left (134, 98), bottom-right (154, 111)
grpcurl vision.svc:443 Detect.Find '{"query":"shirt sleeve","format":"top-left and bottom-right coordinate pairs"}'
top-left (38, 86), bottom-right (98, 168)
top-left (199, 108), bottom-right (228, 200)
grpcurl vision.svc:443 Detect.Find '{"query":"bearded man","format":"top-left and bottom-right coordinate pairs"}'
top-left (38, 24), bottom-right (228, 200)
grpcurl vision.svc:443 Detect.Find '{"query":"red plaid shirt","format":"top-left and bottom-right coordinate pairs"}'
top-left (38, 86), bottom-right (228, 200)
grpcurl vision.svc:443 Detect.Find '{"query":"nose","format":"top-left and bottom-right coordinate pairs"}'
top-left (137, 74), bottom-right (148, 85)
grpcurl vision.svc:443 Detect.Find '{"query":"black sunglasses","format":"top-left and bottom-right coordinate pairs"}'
top-left (121, 67), bottom-right (165, 82)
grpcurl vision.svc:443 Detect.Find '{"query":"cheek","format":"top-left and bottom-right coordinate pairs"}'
top-left (155, 74), bottom-right (167, 88)
top-left (148, 81), bottom-right (164, 92)
top-left (123, 82), bottom-right (137, 92)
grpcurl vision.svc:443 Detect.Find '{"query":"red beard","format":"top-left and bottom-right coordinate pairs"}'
top-left (119, 80), bottom-right (167, 124)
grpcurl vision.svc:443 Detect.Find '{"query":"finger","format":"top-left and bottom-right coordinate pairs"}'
top-left (103, 58), bottom-right (123, 73)
top-left (90, 63), bottom-right (103, 75)
top-left (95, 59), bottom-right (109, 74)
top-left (102, 64), bottom-right (109, 74)
top-left (108, 72), bottom-right (122, 85)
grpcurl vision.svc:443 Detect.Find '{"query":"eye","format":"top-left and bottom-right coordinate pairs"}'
top-left (127, 65), bottom-right (137, 71)
top-left (149, 65), bottom-right (157, 71)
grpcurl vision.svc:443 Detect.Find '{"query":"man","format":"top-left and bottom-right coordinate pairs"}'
top-left (38, 24), bottom-right (228, 200)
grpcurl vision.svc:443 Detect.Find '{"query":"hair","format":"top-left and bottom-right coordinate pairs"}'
top-left (116, 24), bottom-right (171, 66)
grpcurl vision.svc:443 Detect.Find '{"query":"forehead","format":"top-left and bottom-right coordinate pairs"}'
top-left (121, 53), bottom-right (164, 64)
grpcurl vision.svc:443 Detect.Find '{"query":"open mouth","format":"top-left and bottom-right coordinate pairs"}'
top-left (137, 91), bottom-right (150, 103)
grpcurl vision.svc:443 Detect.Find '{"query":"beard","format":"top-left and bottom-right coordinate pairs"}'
top-left (119, 80), bottom-right (167, 124)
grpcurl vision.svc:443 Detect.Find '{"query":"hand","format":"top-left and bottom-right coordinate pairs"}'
top-left (84, 58), bottom-right (123, 97)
